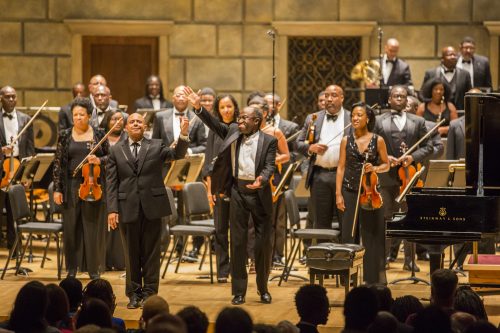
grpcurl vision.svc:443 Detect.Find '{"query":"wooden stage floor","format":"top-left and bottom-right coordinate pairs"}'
top-left (1, 242), bottom-right (500, 333)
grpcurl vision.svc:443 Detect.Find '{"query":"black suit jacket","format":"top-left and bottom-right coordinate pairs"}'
top-left (381, 58), bottom-right (413, 87)
top-left (446, 116), bottom-right (465, 160)
top-left (373, 112), bottom-right (434, 187)
top-left (471, 54), bottom-right (492, 89)
top-left (296, 109), bottom-right (352, 189)
top-left (278, 117), bottom-right (300, 162)
top-left (420, 66), bottom-right (472, 110)
top-left (58, 103), bottom-right (73, 131)
top-left (0, 110), bottom-right (35, 159)
top-left (194, 107), bottom-right (277, 215)
top-left (106, 137), bottom-right (188, 223)
top-left (152, 108), bottom-right (207, 154)
top-left (133, 96), bottom-right (173, 113)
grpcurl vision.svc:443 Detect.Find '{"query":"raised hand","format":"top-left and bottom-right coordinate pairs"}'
top-left (183, 86), bottom-right (201, 110)
top-left (179, 116), bottom-right (189, 136)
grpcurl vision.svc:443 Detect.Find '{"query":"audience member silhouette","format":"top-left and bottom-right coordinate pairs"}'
top-left (146, 314), bottom-right (187, 333)
top-left (412, 305), bottom-right (453, 333)
top-left (342, 286), bottom-right (378, 333)
top-left (294, 284), bottom-right (330, 333)
top-left (75, 298), bottom-right (113, 329)
top-left (59, 277), bottom-right (83, 316)
top-left (431, 269), bottom-right (458, 313)
top-left (390, 295), bottom-right (424, 324)
top-left (453, 286), bottom-right (488, 321)
top-left (177, 306), bottom-right (209, 333)
top-left (215, 307), bottom-right (253, 333)
top-left (46, 283), bottom-right (72, 332)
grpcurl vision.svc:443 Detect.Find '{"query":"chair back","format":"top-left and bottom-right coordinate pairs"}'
top-left (182, 182), bottom-right (211, 219)
top-left (8, 184), bottom-right (32, 222)
top-left (48, 182), bottom-right (62, 215)
top-left (284, 189), bottom-right (301, 228)
top-left (165, 186), bottom-right (178, 225)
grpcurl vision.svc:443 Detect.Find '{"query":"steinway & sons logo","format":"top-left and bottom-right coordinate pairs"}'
top-left (418, 206), bottom-right (466, 222)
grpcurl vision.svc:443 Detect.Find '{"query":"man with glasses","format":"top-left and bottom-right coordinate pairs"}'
top-left (457, 36), bottom-right (492, 90)
top-left (185, 86), bottom-right (277, 306)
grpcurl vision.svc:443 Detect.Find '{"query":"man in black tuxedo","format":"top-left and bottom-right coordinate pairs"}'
top-left (457, 36), bottom-right (492, 90)
top-left (87, 74), bottom-right (119, 110)
top-left (374, 86), bottom-right (433, 271)
top-left (0, 86), bottom-right (35, 250)
top-left (133, 75), bottom-right (173, 113)
top-left (380, 38), bottom-right (413, 90)
top-left (90, 85), bottom-right (115, 129)
top-left (58, 82), bottom-right (86, 131)
top-left (106, 113), bottom-right (189, 309)
top-left (185, 86), bottom-right (277, 306)
top-left (296, 85), bottom-right (351, 232)
top-left (420, 46), bottom-right (472, 110)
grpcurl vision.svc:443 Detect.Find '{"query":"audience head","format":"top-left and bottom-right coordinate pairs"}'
top-left (214, 94), bottom-right (239, 124)
top-left (367, 311), bottom-right (398, 333)
top-left (246, 91), bottom-right (265, 106)
top-left (94, 85), bottom-right (111, 111)
top-left (141, 295), bottom-right (170, 329)
top-left (385, 38), bottom-right (400, 60)
top-left (421, 77), bottom-right (451, 104)
top-left (237, 106), bottom-right (262, 135)
top-left (46, 283), bottom-right (70, 326)
top-left (460, 37), bottom-right (476, 61)
top-left (388, 85), bottom-right (408, 111)
top-left (463, 320), bottom-right (499, 333)
top-left (451, 311), bottom-right (476, 333)
top-left (146, 75), bottom-right (164, 100)
top-left (441, 46), bottom-right (458, 70)
top-left (200, 87), bottom-right (216, 113)
top-left (75, 298), bottom-right (113, 329)
top-left (368, 284), bottom-right (394, 312)
top-left (317, 90), bottom-right (326, 110)
top-left (71, 97), bottom-right (93, 117)
top-left (146, 313), bottom-right (187, 333)
top-left (177, 306), bottom-right (209, 333)
top-left (468, 88), bottom-right (482, 94)
top-left (390, 295), bottom-right (424, 324)
top-left (173, 85), bottom-right (189, 112)
top-left (127, 113), bottom-right (146, 141)
top-left (60, 276), bottom-right (83, 313)
top-left (88, 74), bottom-right (107, 95)
top-left (295, 284), bottom-right (330, 326)
top-left (276, 320), bottom-right (299, 333)
top-left (453, 286), bottom-right (488, 321)
top-left (82, 279), bottom-right (116, 315)
top-left (0, 85), bottom-right (17, 113)
top-left (72, 82), bottom-right (87, 98)
top-left (343, 286), bottom-right (378, 330)
top-left (351, 102), bottom-right (376, 132)
top-left (405, 95), bottom-right (420, 114)
top-left (8, 280), bottom-right (49, 332)
top-left (412, 305), bottom-right (453, 333)
top-left (324, 85), bottom-right (344, 115)
top-left (215, 307), bottom-right (253, 333)
top-left (431, 269), bottom-right (458, 309)
top-left (254, 324), bottom-right (279, 333)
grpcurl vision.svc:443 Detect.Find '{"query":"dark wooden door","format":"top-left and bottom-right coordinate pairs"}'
top-left (82, 36), bottom-right (158, 113)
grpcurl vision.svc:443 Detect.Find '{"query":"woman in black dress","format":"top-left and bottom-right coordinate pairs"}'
top-left (336, 102), bottom-right (390, 284)
top-left (53, 97), bottom-right (109, 279)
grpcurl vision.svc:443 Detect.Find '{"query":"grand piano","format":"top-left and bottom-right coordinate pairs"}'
top-left (387, 93), bottom-right (500, 274)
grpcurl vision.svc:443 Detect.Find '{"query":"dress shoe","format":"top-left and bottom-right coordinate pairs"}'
top-left (259, 292), bottom-right (272, 304)
top-left (298, 255), bottom-right (307, 265)
top-left (66, 269), bottom-right (77, 278)
top-left (417, 252), bottom-right (430, 261)
top-left (188, 248), bottom-right (200, 259)
top-left (231, 295), bottom-right (245, 305)
top-left (89, 273), bottom-right (100, 280)
top-left (217, 277), bottom-right (228, 283)
top-left (386, 256), bottom-right (396, 263)
top-left (403, 261), bottom-right (420, 272)
top-left (127, 297), bottom-right (141, 309)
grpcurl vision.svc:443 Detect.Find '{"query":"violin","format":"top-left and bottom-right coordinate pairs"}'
top-left (78, 140), bottom-right (102, 202)
top-left (397, 142), bottom-right (423, 195)
top-left (360, 169), bottom-right (383, 210)
top-left (305, 114), bottom-right (317, 145)
top-left (1, 137), bottom-right (20, 188)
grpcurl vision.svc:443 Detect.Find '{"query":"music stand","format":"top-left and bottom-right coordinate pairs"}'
top-left (424, 160), bottom-right (462, 188)
top-left (365, 87), bottom-right (389, 110)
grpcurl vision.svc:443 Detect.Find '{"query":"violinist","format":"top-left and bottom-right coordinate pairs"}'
top-left (0, 86), bottom-right (35, 251)
top-left (53, 97), bottom-right (109, 279)
top-left (373, 86), bottom-right (433, 272)
top-left (336, 102), bottom-right (389, 284)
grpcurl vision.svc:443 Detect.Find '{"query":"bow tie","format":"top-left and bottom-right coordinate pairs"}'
top-left (97, 110), bottom-right (105, 116)
top-left (443, 67), bottom-right (455, 74)
top-left (391, 110), bottom-right (403, 117)
top-left (2, 113), bottom-right (13, 120)
top-left (386, 59), bottom-right (396, 64)
top-left (326, 113), bottom-right (338, 122)
top-left (175, 112), bottom-right (185, 117)
top-left (462, 60), bottom-right (471, 64)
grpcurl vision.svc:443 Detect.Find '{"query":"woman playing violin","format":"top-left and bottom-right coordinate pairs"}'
top-left (336, 102), bottom-right (390, 284)
top-left (53, 97), bottom-right (109, 279)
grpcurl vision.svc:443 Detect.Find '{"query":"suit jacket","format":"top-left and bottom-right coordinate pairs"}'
top-left (425, 120), bottom-right (444, 160)
top-left (152, 108), bottom-right (207, 154)
top-left (0, 110), bottom-right (35, 159)
top-left (58, 103), bottom-right (73, 131)
top-left (296, 109), bottom-right (352, 189)
top-left (373, 112), bottom-right (434, 187)
top-left (471, 54), bottom-right (492, 89)
top-left (380, 58), bottom-right (413, 87)
top-left (195, 107), bottom-right (277, 215)
top-left (278, 118), bottom-right (300, 162)
top-left (106, 137), bottom-right (188, 223)
top-left (446, 116), bottom-right (465, 160)
top-left (419, 66), bottom-right (472, 110)
top-left (133, 96), bottom-right (173, 112)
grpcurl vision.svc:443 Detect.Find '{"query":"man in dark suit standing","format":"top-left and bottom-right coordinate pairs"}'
top-left (419, 46), bottom-right (472, 110)
top-left (380, 38), bottom-right (413, 91)
top-left (133, 75), bottom-right (173, 113)
top-left (106, 113), bottom-right (189, 309)
top-left (296, 85), bottom-right (351, 232)
top-left (58, 82), bottom-right (86, 131)
top-left (0, 86), bottom-right (35, 250)
top-left (90, 85), bottom-right (116, 129)
top-left (457, 36), bottom-right (492, 90)
top-left (185, 86), bottom-right (277, 306)
top-left (374, 86), bottom-right (433, 271)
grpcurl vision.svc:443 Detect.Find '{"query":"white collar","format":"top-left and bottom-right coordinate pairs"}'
top-left (128, 137), bottom-right (143, 146)
top-left (2, 108), bottom-right (17, 117)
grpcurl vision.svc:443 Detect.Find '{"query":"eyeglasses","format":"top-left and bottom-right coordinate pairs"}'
top-left (237, 115), bottom-right (257, 121)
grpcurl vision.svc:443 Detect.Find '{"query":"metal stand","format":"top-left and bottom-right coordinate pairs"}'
top-left (389, 242), bottom-right (429, 285)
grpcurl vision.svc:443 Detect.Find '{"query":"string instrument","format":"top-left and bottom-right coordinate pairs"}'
top-left (360, 165), bottom-right (383, 210)
top-left (304, 114), bottom-right (317, 145)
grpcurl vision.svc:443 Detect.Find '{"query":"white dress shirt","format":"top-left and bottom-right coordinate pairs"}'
top-left (172, 107), bottom-right (185, 141)
top-left (237, 131), bottom-right (259, 180)
top-left (315, 108), bottom-right (344, 168)
top-left (2, 108), bottom-right (19, 157)
top-left (128, 137), bottom-right (143, 156)
top-left (440, 66), bottom-right (455, 83)
top-left (382, 54), bottom-right (394, 84)
top-left (273, 114), bottom-right (281, 129)
top-left (392, 110), bottom-right (407, 132)
top-left (457, 56), bottom-right (474, 86)
top-left (150, 95), bottom-right (161, 110)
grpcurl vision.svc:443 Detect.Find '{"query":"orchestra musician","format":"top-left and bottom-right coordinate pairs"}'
top-left (379, 38), bottom-right (413, 90)
top-left (185, 86), bottom-right (277, 306)
top-left (0, 86), bottom-right (35, 251)
top-left (336, 102), bottom-right (390, 284)
top-left (59, 82), bottom-right (87, 131)
top-left (133, 75), bottom-right (173, 113)
top-left (90, 85), bottom-right (116, 130)
top-left (53, 97), bottom-right (108, 279)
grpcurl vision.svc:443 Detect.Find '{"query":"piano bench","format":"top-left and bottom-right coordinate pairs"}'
top-left (306, 243), bottom-right (365, 296)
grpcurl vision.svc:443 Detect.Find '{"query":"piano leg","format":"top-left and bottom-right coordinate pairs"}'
top-left (427, 245), bottom-right (446, 274)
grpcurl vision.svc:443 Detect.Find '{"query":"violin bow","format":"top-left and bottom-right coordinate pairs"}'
top-left (10, 100), bottom-right (48, 147)
top-left (399, 118), bottom-right (445, 160)
top-left (351, 152), bottom-right (368, 238)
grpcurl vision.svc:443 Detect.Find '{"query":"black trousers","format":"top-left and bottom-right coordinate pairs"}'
top-left (0, 191), bottom-right (15, 249)
top-left (310, 168), bottom-right (338, 238)
top-left (106, 226), bottom-right (125, 270)
top-left (340, 189), bottom-right (387, 284)
top-left (271, 196), bottom-right (287, 258)
top-left (120, 206), bottom-right (162, 299)
top-left (214, 195), bottom-right (231, 279)
top-left (230, 186), bottom-right (272, 296)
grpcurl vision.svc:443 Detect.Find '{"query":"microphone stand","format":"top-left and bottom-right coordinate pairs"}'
top-left (268, 29), bottom-right (277, 122)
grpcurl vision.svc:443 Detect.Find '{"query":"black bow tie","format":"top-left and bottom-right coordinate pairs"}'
top-left (97, 110), bottom-right (105, 116)
top-left (326, 113), bottom-right (338, 122)
top-left (2, 113), bottom-right (13, 120)
top-left (391, 110), bottom-right (402, 116)
top-left (462, 60), bottom-right (471, 64)
top-left (386, 59), bottom-right (396, 64)
top-left (175, 112), bottom-right (184, 117)
top-left (443, 68), bottom-right (455, 74)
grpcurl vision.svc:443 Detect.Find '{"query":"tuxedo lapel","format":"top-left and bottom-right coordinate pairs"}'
top-left (136, 139), bottom-right (150, 174)
top-left (254, 131), bottom-right (264, 175)
top-left (165, 111), bottom-right (174, 144)
top-left (406, 116), bottom-right (417, 144)
top-left (119, 140), bottom-right (136, 172)
top-left (314, 111), bottom-right (325, 142)
top-left (0, 117), bottom-right (6, 145)
top-left (383, 116), bottom-right (397, 155)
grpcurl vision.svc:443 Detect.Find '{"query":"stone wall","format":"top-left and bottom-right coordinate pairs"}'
top-left (0, 0), bottom-right (499, 108)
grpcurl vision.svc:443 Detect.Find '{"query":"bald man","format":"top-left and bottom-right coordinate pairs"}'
top-left (90, 85), bottom-right (115, 129)
top-left (380, 38), bottom-right (413, 90)
top-left (88, 74), bottom-right (119, 110)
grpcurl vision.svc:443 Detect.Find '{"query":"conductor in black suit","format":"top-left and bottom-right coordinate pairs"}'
top-left (419, 46), bottom-right (472, 110)
top-left (133, 75), bottom-right (173, 113)
top-left (106, 113), bottom-right (189, 309)
top-left (379, 38), bottom-right (413, 90)
top-left (185, 86), bottom-right (277, 306)
top-left (457, 36), bottom-right (492, 90)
